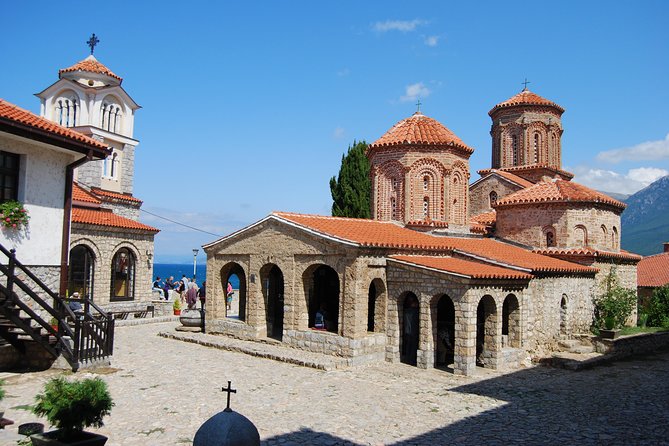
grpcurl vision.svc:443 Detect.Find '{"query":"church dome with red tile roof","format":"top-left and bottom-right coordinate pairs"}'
top-left (59, 55), bottom-right (122, 86)
top-left (489, 88), bottom-right (564, 116)
top-left (368, 112), bottom-right (473, 154)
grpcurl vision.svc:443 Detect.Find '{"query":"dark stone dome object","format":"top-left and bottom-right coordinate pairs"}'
top-left (193, 409), bottom-right (260, 446)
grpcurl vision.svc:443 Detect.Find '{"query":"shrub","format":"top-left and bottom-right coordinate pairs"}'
top-left (173, 298), bottom-right (181, 311)
top-left (593, 269), bottom-right (637, 330)
top-left (32, 377), bottom-right (113, 440)
top-left (647, 285), bottom-right (669, 328)
top-left (0, 200), bottom-right (29, 229)
top-left (0, 379), bottom-right (5, 402)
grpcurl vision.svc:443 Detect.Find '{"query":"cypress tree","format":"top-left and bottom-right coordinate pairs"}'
top-left (329, 140), bottom-right (371, 218)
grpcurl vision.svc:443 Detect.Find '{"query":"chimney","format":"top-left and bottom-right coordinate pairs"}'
top-left (664, 242), bottom-right (669, 253)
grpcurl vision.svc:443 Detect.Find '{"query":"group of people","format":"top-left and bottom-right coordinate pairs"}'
top-left (152, 275), bottom-right (206, 310)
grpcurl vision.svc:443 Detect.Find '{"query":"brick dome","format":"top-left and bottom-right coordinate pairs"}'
top-left (489, 89), bottom-right (564, 115)
top-left (369, 112), bottom-right (473, 154)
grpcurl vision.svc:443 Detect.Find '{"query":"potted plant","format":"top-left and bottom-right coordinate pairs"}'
top-left (49, 317), bottom-right (59, 333)
top-left (0, 200), bottom-right (30, 230)
top-left (594, 269), bottom-right (636, 340)
top-left (173, 298), bottom-right (182, 316)
top-left (30, 377), bottom-right (113, 446)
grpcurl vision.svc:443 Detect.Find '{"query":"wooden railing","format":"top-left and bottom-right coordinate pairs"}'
top-left (0, 245), bottom-right (114, 371)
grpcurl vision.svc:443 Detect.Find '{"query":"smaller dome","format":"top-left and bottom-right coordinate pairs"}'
top-left (194, 409), bottom-right (260, 446)
top-left (489, 89), bottom-right (564, 116)
top-left (59, 55), bottom-right (122, 84)
top-left (369, 112), bottom-right (473, 154)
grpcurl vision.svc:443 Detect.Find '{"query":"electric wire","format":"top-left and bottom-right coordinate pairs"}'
top-left (140, 208), bottom-right (223, 238)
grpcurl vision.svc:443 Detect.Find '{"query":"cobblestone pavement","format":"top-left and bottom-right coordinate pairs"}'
top-left (1, 321), bottom-right (668, 445)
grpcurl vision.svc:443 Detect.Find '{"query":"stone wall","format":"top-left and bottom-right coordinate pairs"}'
top-left (121, 143), bottom-right (135, 195)
top-left (100, 201), bottom-right (140, 220)
top-left (469, 174), bottom-right (523, 216)
top-left (70, 225), bottom-right (155, 305)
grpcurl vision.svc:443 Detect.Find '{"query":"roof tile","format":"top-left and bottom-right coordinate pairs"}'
top-left (72, 208), bottom-right (158, 233)
top-left (59, 55), bottom-right (122, 82)
top-left (495, 179), bottom-right (626, 210)
top-left (489, 89), bottom-right (564, 115)
top-left (638, 252), bottom-right (669, 287)
top-left (369, 112), bottom-right (473, 154)
top-left (0, 99), bottom-right (107, 150)
top-left (390, 255), bottom-right (533, 280)
top-left (73, 183), bottom-right (101, 205)
top-left (90, 187), bottom-right (142, 204)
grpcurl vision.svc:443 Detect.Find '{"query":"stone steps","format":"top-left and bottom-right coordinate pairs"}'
top-left (159, 330), bottom-right (351, 371)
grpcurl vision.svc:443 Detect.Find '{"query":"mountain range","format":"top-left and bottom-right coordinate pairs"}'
top-left (616, 175), bottom-right (669, 256)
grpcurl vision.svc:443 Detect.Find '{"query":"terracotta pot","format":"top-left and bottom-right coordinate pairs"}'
top-left (600, 329), bottom-right (620, 339)
top-left (31, 430), bottom-right (107, 445)
top-left (173, 309), bottom-right (181, 316)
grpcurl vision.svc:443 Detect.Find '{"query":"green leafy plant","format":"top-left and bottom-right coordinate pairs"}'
top-left (593, 269), bottom-right (637, 330)
top-left (32, 377), bottom-right (113, 440)
top-left (0, 379), bottom-right (5, 402)
top-left (173, 298), bottom-right (181, 311)
top-left (647, 284), bottom-right (669, 328)
top-left (0, 200), bottom-right (29, 229)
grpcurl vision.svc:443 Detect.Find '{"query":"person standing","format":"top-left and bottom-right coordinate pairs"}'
top-left (198, 281), bottom-right (206, 309)
top-left (226, 281), bottom-right (234, 312)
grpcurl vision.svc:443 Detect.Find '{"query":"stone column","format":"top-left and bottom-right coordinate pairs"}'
top-left (454, 299), bottom-right (476, 376)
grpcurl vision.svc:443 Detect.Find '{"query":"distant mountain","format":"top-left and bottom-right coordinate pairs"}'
top-left (600, 191), bottom-right (630, 202)
top-left (621, 175), bottom-right (669, 256)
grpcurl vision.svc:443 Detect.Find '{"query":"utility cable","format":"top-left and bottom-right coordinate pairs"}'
top-left (140, 208), bottom-right (223, 238)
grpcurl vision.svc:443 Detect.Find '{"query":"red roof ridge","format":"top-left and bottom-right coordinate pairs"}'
top-left (389, 255), bottom-right (533, 280)
top-left (73, 182), bottom-right (102, 205)
top-left (72, 207), bottom-right (158, 233)
top-left (0, 98), bottom-right (108, 150)
top-left (90, 187), bottom-right (143, 204)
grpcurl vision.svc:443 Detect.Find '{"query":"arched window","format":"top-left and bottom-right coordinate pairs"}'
top-left (574, 225), bottom-right (588, 248)
top-left (68, 245), bottom-right (94, 299)
top-left (489, 191), bottom-right (498, 207)
top-left (110, 248), bottom-right (135, 301)
top-left (601, 225), bottom-right (608, 247)
top-left (101, 98), bottom-right (122, 133)
top-left (533, 134), bottom-right (540, 163)
top-left (545, 229), bottom-right (556, 247)
top-left (423, 197), bottom-right (429, 218)
top-left (55, 95), bottom-right (79, 127)
top-left (110, 152), bottom-right (118, 178)
top-left (512, 135), bottom-right (518, 166)
top-left (612, 226), bottom-right (619, 250)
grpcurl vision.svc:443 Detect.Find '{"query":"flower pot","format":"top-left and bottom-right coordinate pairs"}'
top-left (31, 430), bottom-right (107, 446)
top-left (173, 309), bottom-right (181, 316)
top-left (600, 329), bottom-right (620, 339)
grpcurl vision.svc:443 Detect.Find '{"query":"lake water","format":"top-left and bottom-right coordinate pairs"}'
top-left (152, 263), bottom-right (240, 288)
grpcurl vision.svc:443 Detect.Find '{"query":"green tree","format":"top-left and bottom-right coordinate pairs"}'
top-left (593, 268), bottom-right (637, 330)
top-left (647, 285), bottom-right (669, 328)
top-left (329, 140), bottom-right (371, 218)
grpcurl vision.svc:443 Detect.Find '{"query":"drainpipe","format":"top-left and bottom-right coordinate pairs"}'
top-left (59, 149), bottom-right (103, 297)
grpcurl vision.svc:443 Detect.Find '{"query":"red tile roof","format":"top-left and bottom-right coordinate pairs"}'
top-left (481, 169), bottom-right (534, 188)
top-left (0, 99), bottom-right (107, 150)
top-left (471, 211), bottom-right (496, 226)
top-left (273, 212), bottom-right (596, 274)
top-left (90, 187), bottom-right (142, 204)
top-left (494, 179), bottom-right (626, 210)
top-left (478, 165), bottom-right (574, 181)
top-left (368, 112), bottom-right (474, 154)
top-left (390, 255), bottom-right (533, 280)
top-left (73, 183), bottom-right (101, 205)
top-left (637, 252), bottom-right (669, 287)
top-left (533, 247), bottom-right (642, 262)
top-left (72, 208), bottom-right (158, 233)
top-left (59, 55), bottom-right (122, 82)
top-left (489, 89), bottom-right (564, 115)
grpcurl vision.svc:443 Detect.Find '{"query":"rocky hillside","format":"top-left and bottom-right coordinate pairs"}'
top-left (621, 175), bottom-right (669, 255)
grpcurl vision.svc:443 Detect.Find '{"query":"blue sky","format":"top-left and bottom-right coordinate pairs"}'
top-left (3, 1), bottom-right (668, 262)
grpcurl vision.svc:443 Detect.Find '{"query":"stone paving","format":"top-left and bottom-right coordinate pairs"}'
top-left (1, 321), bottom-right (668, 445)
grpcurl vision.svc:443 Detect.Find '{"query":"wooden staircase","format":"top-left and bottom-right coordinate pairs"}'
top-left (0, 245), bottom-right (114, 372)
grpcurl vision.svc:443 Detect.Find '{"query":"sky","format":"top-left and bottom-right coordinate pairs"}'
top-left (2, 1), bottom-right (668, 262)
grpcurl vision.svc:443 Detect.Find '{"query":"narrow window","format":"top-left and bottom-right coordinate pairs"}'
top-left (110, 153), bottom-right (118, 178)
top-left (546, 231), bottom-right (555, 247)
top-left (534, 134), bottom-right (539, 163)
top-left (57, 100), bottom-right (64, 126)
top-left (423, 176), bottom-right (429, 191)
top-left (512, 135), bottom-right (518, 165)
top-left (423, 197), bottom-right (429, 218)
top-left (101, 104), bottom-right (107, 128)
top-left (391, 197), bottom-right (396, 220)
top-left (0, 151), bottom-right (20, 202)
top-left (489, 191), bottom-right (497, 207)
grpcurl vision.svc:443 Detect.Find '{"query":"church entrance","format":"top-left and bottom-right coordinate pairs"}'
top-left (502, 294), bottom-right (520, 348)
top-left (262, 264), bottom-right (284, 340)
top-left (68, 245), bottom-right (95, 299)
top-left (400, 292), bottom-right (420, 366)
top-left (435, 295), bottom-right (455, 368)
top-left (221, 263), bottom-right (246, 321)
top-left (476, 295), bottom-right (497, 367)
top-left (306, 265), bottom-right (340, 333)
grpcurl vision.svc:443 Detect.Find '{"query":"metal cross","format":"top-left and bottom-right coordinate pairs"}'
top-left (87, 34), bottom-right (100, 55)
top-left (222, 381), bottom-right (237, 412)
top-left (521, 78), bottom-right (531, 91)
top-left (416, 99), bottom-right (422, 113)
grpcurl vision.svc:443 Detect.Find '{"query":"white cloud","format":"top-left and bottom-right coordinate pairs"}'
top-left (572, 165), bottom-right (669, 195)
top-left (333, 127), bottom-right (345, 139)
top-left (424, 35), bottom-right (439, 47)
top-left (596, 133), bottom-right (669, 163)
top-left (400, 82), bottom-right (431, 103)
top-left (373, 19), bottom-right (426, 32)
top-left (337, 68), bottom-right (350, 77)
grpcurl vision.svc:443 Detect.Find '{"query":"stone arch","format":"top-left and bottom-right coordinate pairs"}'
top-left (601, 225), bottom-right (608, 248)
top-left (543, 225), bottom-right (557, 248)
top-left (501, 125), bottom-right (523, 166)
top-left (612, 226), bottom-right (619, 250)
top-left (375, 160), bottom-right (405, 221)
top-left (449, 165), bottom-right (468, 225)
top-left (574, 224), bottom-right (588, 248)
top-left (489, 190), bottom-right (498, 208)
top-left (303, 264), bottom-right (340, 333)
top-left (220, 262), bottom-right (247, 322)
top-left (432, 294), bottom-right (455, 368)
top-left (476, 295), bottom-right (498, 368)
top-left (367, 278), bottom-right (387, 333)
top-left (399, 291), bottom-right (420, 366)
top-left (502, 294), bottom-right (520, 348)
top-left (260, 263), bottom-right (285, 340)
top-left (54, 89), bottom-right (81, 127)
top-left (560, 294), bottom-right (568, 336)
top-left (68, 244), bottom-right (96, 299)
top-left (409, 158), bottom-right (445, 220)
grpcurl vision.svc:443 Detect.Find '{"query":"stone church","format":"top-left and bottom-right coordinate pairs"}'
top-left (203, 88), bottom-right (639, 376)
top-left (36, 49), bottom-right (159, 306)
